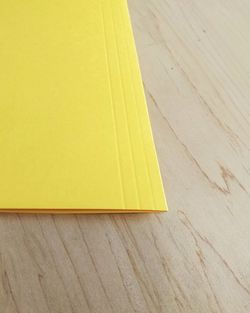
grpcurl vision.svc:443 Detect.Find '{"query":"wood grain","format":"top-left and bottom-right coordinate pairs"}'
top-left (1, 0), bottom-right (250, 312)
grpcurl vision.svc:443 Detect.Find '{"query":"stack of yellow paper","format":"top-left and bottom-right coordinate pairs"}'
top-left (0, 0), bottom-right (167, 213)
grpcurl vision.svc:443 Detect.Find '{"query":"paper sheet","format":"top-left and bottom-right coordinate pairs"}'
top-left (0, 0), bottom-right (167, 213)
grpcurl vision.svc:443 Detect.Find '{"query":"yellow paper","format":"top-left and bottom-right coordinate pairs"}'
top-left (0, 0), bottom-right (167, 213)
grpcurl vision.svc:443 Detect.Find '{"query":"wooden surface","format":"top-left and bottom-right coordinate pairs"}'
top-left (1, 0), bottom-right (250, 312)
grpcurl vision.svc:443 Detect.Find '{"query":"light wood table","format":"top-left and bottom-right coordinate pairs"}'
top-left (1, 1), bottom-right (250, 312)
